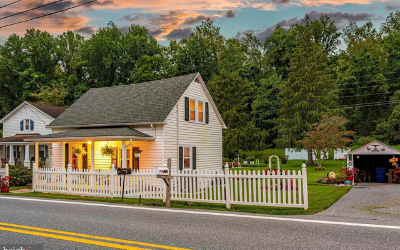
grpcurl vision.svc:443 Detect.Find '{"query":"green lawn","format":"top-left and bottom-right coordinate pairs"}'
top-left (2, 159), bottom-right (351, 216)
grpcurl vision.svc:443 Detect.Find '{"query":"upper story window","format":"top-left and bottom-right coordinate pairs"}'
top-left (24, 119), bottom-right (30, 131)
top-left (186, 97), bottom-right (208, 124)
top-left (190, 99), bottom-right (196, 121)
top-left (20, 119), bottom-right (34, 131)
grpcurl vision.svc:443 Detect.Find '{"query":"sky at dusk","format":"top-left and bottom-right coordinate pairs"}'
top-left (0, 0), bottom-right (399, 45)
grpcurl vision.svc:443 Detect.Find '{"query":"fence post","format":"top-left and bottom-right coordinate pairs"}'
top-left (5, 163), bottom-right (9, 177)
top-left (302, 163), bottom-right (308, 210)
top-left (162, 162), bottom-right (167, 202)
top-left (224, 167), bottom-right (231, 209)
top-left (67, 164), bottom-right (72, 194)
top-left (110, 167), bottom-right (114, 198)
top-left (32, 163), bottom-right (36, 192)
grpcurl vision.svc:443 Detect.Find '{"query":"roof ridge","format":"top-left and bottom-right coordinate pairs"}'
top-left (88, 73), bottom-right (198, 91)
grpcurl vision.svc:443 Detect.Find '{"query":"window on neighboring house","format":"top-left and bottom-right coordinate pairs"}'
top-left (184, 147), bottom-right (191, 168)
top-left (190, 99), bottom-right (196, 121)
top-left (24, 119), bottom-right (30, 131)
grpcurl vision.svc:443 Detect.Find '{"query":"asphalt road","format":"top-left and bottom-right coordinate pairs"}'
top-left (0, 195), bottom-right (399, 250)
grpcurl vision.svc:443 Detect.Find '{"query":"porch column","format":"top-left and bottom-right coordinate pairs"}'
top-left (91, 142), bottom-right (94, 171)
top-left (62, 142), bottom-right (65, 169)
top-left (24, 144), bottom-right (30, 168)
top-left (8, 145), bottom-right (14, 165)
top-left (122, 140), bottom-right (126, 169)
top-left (35, 142), bottom-right (39, 169)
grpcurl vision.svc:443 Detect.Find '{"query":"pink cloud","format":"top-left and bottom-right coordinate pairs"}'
top-left (0, 0), bottom-right (392, 42)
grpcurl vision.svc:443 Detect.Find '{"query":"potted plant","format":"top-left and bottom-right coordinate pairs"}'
top-left (0, 176), bottom-right (11, 193)
top-left (100, 144), bottom-right (115, 157)
top-left (340, 167), bottom-right (358, 182)
top-left (133, 147), bottom-right (142, 157)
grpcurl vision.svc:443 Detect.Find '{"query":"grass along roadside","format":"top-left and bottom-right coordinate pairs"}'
top-left (2, 160), bottom-right (351, 215)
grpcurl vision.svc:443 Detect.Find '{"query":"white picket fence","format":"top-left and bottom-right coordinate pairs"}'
top-left (0, 165), bottom-right (8, 177)
top-left (32, 166), bottom-right (308, 210)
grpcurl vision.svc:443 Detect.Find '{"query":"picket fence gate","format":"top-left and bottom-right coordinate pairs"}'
top-left (32, 166), bottom-right (308, 210)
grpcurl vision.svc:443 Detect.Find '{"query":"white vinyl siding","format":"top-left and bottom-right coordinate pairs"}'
top-left (3, 104), bottom-right (53, 137)
top-left (164, 79), bottom-right (223, 171)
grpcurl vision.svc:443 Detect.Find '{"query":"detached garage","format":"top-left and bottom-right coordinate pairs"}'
top-left (347, 140), bottom-right (400, 183)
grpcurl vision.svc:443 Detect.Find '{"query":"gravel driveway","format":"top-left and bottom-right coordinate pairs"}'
top-left (310, 183), bottom-right (400, 225)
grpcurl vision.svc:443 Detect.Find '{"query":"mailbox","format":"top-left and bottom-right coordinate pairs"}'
top-left (154, 167), bottom-right (169, 176)
top-left (117, 168), bottom-right (132, 175)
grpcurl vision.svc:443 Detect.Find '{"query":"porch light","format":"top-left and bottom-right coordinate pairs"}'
top-left (87, 141), bottom-right (92, 145)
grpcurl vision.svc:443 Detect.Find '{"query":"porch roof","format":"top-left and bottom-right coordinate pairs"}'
top-left (24, 127), bottom-right (153, 142)
top-left (0, 134), bottom-right (40, 144)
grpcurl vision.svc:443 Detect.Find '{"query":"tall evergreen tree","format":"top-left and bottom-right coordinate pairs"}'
top-left (276, 30), bottom-right (338, 164)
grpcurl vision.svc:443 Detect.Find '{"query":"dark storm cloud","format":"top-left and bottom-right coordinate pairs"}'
top-left (166, 27), bottom-right (192, 40)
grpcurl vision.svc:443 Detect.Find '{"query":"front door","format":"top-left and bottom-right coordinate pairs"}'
top-left (132, 147), bottom-right (140, 170)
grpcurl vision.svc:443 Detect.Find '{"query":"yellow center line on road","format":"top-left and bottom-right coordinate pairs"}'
top-left (0, 226), bottom-right (149, 250)
top-left (0, 222), bottom-right (192, 250)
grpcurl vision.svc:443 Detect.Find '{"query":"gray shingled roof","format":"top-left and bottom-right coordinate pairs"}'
top-left (48, 73), bottom-right (198, 127)
top-left (25, 127), bottom-right (152, 141)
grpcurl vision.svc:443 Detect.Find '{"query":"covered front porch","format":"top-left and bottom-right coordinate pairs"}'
top-left (24, 127), bottom-right (156, 171)
top-left (0, 134), bottom-right (49, 168)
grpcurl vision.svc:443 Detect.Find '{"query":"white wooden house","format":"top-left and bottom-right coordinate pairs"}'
top-left (26, 73), bottom-right (226, 171)
top-left (0, 102), bottom-right (66, 167)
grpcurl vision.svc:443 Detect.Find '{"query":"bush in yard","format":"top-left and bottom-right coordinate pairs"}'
top-left (261, 155), bottom-right (270, 164)
top-left (8, 165), bottom-right (32, 187)
top-left (279, 155), bottom-right (289, 164)
top-left (222, 157), bottom-right (230, 163)
top-left (246, 156), bottom-right (255, 161)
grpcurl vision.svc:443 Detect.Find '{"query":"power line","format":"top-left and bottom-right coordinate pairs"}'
top-left (338, 81), bottom-right (400, 91)
top-left (0, 0), bottom-right (65, 21)
top-left (0, 0), bottom-right (97, 29)
top-left (0, 0), bottom-right (23, 9)
top-left (339, 100), bottom-right (400, 109)
top-left (336, 77), bottom-right (400, 87)
top-left (338, 91), bottom-right (395, 99)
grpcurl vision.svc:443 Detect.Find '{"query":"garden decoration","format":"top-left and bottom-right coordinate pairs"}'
top-left (0, 176), bottom-right (11, 193)
top-left (389, 157), bottom-right (398, 167)
top-left (268, 155), bottom-right (280, 172)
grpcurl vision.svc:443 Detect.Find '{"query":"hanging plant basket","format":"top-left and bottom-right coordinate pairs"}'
top-left (72, 144), bottom-right (87, 156)
top-left (133, 148), bottom-right (142, 157)
top-left (100, 144), bottom-right (115, 157)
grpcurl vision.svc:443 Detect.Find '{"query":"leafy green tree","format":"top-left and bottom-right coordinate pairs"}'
top-left (338, 22), bottom-right (389, 136)
top-left (276, 30), bottom-right (338, 164)
top-left (173, 19), bottom-right (224, 84)
top-left (298, 115), bottom-right (354, 167)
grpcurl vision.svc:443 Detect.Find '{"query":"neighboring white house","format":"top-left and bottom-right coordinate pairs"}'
top-left (284, 148), bottom-right (329, 160)
top-left (0, 102), bottom-right (66, 167)
top-left (25, 73), bottom-right (226, 171)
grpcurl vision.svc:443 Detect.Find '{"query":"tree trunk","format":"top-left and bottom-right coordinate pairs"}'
top-left (307, 151), bottom-right (315, 165)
